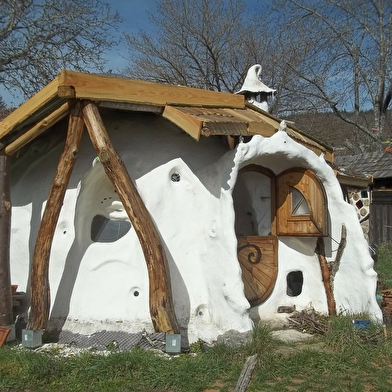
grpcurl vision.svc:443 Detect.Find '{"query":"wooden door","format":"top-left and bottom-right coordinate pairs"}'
top-left (233, 165), bottom-right (278, 306)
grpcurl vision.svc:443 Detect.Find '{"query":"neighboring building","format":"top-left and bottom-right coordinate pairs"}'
top-left (335, 149), bottom-right (392, 246)
top-left (0, 69), bottom-right (381, 347)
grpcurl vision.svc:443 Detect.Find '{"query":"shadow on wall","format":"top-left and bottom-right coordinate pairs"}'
top-left (47, 160), bottom-right (190, 341)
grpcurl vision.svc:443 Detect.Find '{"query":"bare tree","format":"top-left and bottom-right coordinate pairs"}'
top-left (0, 0), bottom-right (122, 98)
top-left (123, 0), bottom-right (278, 95)
top-left (273, 0), bottom-right (392, 142)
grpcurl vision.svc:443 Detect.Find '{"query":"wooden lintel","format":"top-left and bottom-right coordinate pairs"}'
top-left (27, 102), bottom-right (84, 330)
top-left (82, 101), bottom-right (179, 334)
top-left (5, 102), bottom-right (70, 156)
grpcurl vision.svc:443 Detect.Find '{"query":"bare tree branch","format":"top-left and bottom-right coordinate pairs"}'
top-left (0, 0), bottom-right (122, 100)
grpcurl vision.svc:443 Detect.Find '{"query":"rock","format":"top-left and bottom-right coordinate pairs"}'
top-left (271, 329), bottom-right (313, 343)
top-left (216, 329), bottom-right (252, 348)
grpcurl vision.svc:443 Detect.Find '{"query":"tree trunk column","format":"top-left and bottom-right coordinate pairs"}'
top-left (0, 152), bottom-right (13, 326)
top-left (27, 103), bottom-right (84, 330)
top-left (82, 101), bottom-right (179, 334)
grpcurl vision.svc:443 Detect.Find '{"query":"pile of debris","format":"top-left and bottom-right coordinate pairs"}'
top-left (288, 309), bottom-right (329, 336)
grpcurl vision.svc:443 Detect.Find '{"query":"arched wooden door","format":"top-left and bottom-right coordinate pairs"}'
top-left (233, 165), bottom-right (278, 306)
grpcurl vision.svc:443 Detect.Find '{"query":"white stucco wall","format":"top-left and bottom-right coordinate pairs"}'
top-left (9, 111), bottom-right (382, 343)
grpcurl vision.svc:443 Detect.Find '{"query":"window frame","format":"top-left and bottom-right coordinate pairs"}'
top-left (276, 168), bottom-right (327, 236)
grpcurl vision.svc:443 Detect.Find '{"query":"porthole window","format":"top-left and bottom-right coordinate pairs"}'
top-left (91, 215), bottom-right (131, 243)
top-left (171, 172), bottom-right (181, 182)
top-left (286, 271), bottom-right (303, 297)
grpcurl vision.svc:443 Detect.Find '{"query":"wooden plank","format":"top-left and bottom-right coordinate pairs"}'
top-left (27, 103), bottom-right (84, 330)
top-left (60, 70), bottom-right (245, 108)
top-left (163, 106), bottom-right (250, 138)
top-left (162, 105), bottom-right (202, 140)
top-left (247, 118), bottom-right (278, 136)
top-left (237, 236), bottom-right (277, 305)
top-left (0, 326), bottom-right (11, 346)
top-left (5, 103), bottom-right (70, 155)
top-left (82, 101), bottom-right (179, 334)
top-left (0, 77), bottom-right (60, 138)
top-left (234, 354), bottom-right (258, 392)
top-left (203, 121), bottom-right (248, 136)
top-left (0, 153), bottom-right (13, 326)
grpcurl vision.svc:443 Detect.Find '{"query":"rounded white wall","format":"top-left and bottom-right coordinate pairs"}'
top-left (9, 111), bottom-right (382, 344)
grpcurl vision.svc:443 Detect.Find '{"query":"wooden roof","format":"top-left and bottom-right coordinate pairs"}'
top-left (0, 70), bottom-right (333, 160)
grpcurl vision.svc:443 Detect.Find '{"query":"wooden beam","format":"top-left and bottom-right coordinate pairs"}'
top-left (5, 103), bottom-right (69, 156)
top-left (82, 101), bottom-right (179, 334)
top-left (0, 153), bottom-right (13, 326)
top-left (27, 102), bottom-right (84, 330)
top-left (163, 105), bottom-right (203, 140)
top-left (0, 77), bottom-right (60, 139)
top-left (60, 69), bottom-right (244, 108)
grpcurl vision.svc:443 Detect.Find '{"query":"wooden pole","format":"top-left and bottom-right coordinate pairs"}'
top-left (27, 103), bottom-right (84, 330)
top-left (0, 152), bottom-right (13, 326)
top-left (315, 236), bottom-right (336, 316)
top-left (82, 101), bottom-right (179, 334)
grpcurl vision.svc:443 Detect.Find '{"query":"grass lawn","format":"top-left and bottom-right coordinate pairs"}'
top-left (1, 242), bottom-right (392, 392)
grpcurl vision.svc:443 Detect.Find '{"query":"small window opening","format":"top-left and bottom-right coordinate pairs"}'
top-left (286, 271), bottom-right (303, 297)
top-left (91, 215), bottom-right (131, 243)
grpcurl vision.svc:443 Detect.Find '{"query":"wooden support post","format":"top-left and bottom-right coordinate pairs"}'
top-left (315, 236), bottom-right (336, 316)
top-left (0, 152), bottom-right (13, 326)
top-left (27, 103), bottom-right (83, 330)
top-left (82, 101), bottom-right (179, 334)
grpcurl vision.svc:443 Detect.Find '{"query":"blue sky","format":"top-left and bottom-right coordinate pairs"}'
top-left (103, 0), bottom-right (158, 74)
top-left (1, 0), bottom-right (158, 106)
top-left (2, 0), bottom-right (264, 106)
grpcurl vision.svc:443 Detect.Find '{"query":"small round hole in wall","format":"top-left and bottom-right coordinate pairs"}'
top-left (134, 291), bottom-right (139, 297)
top-left (171, 172), bottom-right (181, 182)
top-left (287, 271), bottom-right (303, 297)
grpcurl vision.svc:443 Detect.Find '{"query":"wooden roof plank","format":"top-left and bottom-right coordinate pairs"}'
top-left (0, 77), bottom-right (60, 139)
top-left (59, 70), bottom-right (245, 109)
top-left (202, 121), bottom-right (248, 136)
top-left (5, 102), bottom-right (70, 155)
top-left (162, 105), bottom-right (202, 140)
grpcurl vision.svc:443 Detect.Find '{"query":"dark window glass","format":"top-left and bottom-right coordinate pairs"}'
top-left (91, 215), bottom-right (131, 243)
top-left (286, 271), bottom-right (303, 297)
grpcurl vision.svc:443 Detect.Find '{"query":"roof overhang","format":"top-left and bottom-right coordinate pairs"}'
top-left (334, 171), bottom-right (371, 188)
top-left (0, 69), bottom-right (333, 161)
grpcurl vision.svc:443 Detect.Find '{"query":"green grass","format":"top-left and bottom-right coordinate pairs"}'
top-left (2, 319), bottom-right (392, 391)
top-left (375, 242), bottom-right (392, 292)
top-left (1, 242), bottom-right (392, 392)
